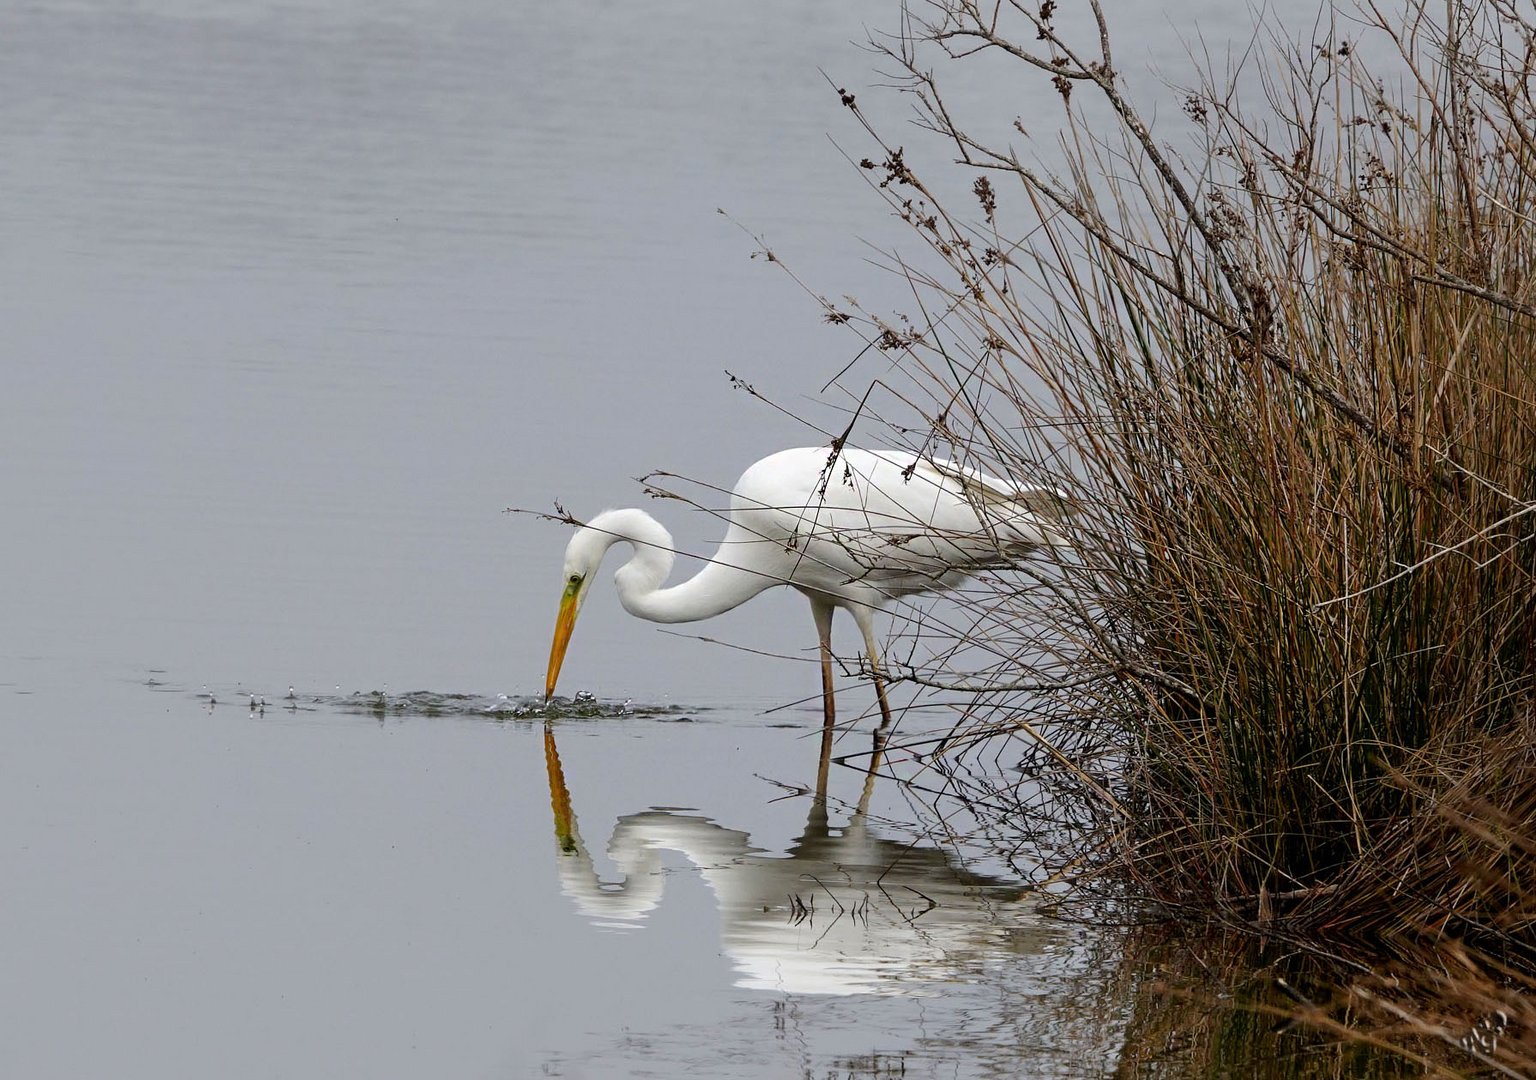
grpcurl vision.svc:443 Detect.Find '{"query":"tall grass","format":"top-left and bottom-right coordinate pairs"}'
top-left (810, 0), bottom-right (1536, 1068)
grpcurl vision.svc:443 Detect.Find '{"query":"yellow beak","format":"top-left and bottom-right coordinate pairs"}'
top-left (545, 582), bottom-right (581, 701)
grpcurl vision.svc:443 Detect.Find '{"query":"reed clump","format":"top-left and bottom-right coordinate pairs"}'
top-left (821, 0), bottom-right (1536, 1068)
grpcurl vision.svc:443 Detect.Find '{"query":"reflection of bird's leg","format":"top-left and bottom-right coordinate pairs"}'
top-left (852, 606), bottom-right (897, 815)
top-left (811, 597), bottom-right (836, 803)
top-left (857, 716), bottom-right (895, 818)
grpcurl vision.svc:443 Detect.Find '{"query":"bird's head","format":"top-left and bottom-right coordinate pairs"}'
top-left (544, 532), bottom-right (604, 702)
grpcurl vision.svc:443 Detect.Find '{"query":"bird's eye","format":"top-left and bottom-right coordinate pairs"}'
top-left (567, 573), bottom-right (582, 586)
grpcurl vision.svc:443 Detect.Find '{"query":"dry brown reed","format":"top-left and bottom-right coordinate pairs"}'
top-left (806, 0), bottom-right (1536, 1070)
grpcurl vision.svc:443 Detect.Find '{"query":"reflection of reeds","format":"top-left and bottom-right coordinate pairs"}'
top-left (1108, 930), bottom-right (1425, 1079)
top-left (792, 0), bottom-right (1536, 1070)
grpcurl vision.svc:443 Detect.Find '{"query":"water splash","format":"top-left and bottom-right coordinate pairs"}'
top-left (174, 678), bottom-right (699, 721)
top-left (320, 688), bottom-right (695, 721)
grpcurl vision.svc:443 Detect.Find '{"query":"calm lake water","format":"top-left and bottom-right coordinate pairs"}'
top-left (1, 2), bottom-right (1372, 1077)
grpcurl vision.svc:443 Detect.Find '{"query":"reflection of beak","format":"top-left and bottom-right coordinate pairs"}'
top-left (545, 584), bottom-right (580, 701)
top-left (543, 724), bottom-right (578, 853)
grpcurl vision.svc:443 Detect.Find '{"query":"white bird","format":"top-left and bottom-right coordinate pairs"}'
top-left (544, 445), bottom-right (1068, 746)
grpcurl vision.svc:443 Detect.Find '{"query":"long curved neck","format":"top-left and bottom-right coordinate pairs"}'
top-left (585, 508), bottom-right (772, 624)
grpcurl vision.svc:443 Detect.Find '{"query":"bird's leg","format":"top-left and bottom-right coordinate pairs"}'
top-left (852, 606), bottom-right (896, 732)
top-left (853, 607), bottom-right (897, 815)
top-left (811, 599), bottom-right (836, 804)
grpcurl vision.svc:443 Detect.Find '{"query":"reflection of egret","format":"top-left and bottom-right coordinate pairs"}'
top-left (541, 724), bottom-right (1056, 996)
top-left (544, 446), bottom-right (1068, 770)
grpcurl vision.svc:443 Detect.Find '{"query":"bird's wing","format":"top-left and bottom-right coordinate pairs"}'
top-left (818, 450), bottom-right (1067, 577)
top-left (724, 447), bottom-right (1068, 600)
top-left (887, 455), bottom-right (1073, 557)
top-left (916, 456), bottom-right (1075, 522)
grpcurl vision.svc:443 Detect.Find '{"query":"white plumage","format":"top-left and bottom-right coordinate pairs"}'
top-left (545, 446), bottom-right (1068, 745)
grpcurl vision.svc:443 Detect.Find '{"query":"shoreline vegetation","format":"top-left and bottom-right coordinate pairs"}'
top-left (784, 0), bottom-right (1532, 1073)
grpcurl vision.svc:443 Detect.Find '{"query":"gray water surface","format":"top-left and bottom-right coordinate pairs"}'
top-left (4, 668), bottom-right (1127, 1078)
top-left (3, 2), bottom-right (1269, 1076)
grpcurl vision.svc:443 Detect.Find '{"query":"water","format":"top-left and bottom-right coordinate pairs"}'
top-left (0, 2), bottom-right (1385, 1077)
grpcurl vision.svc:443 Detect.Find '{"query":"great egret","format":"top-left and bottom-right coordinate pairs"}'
top-left (543, 445), bottom-right (1067, 745)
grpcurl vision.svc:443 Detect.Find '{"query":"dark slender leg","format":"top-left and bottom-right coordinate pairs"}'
top-left (811, 599), bottom-right (836, 804)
